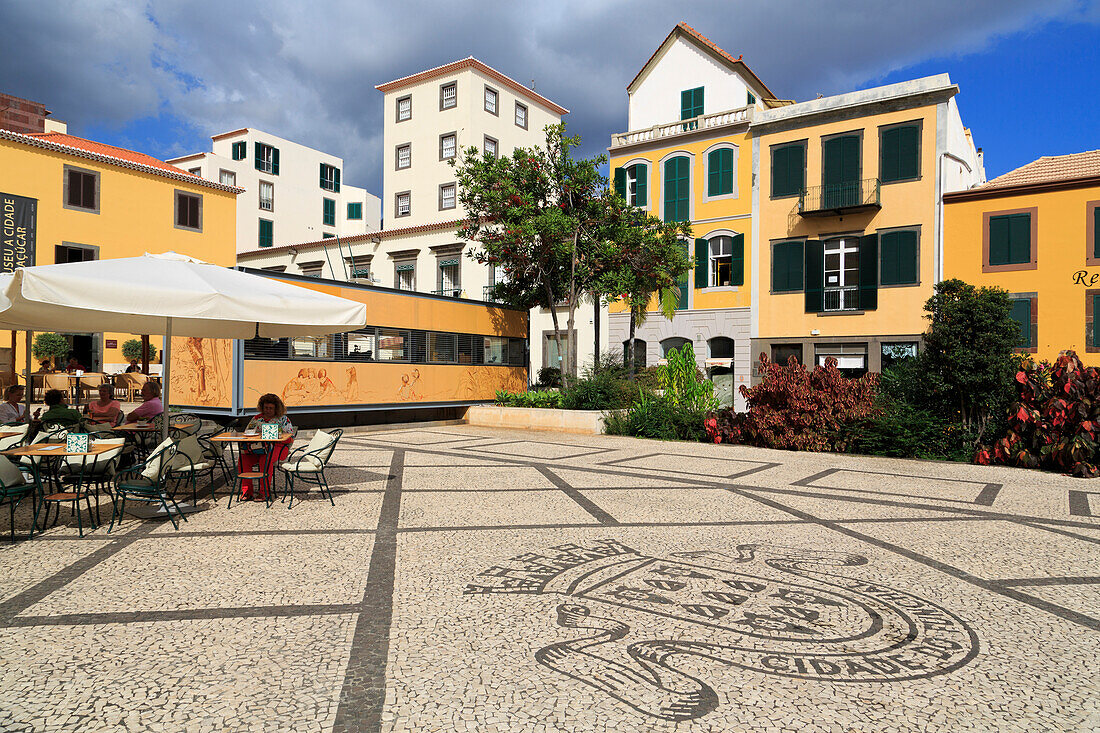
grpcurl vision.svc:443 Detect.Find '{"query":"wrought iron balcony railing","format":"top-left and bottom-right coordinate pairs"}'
top-left (798, 179), bottom-right (881, 217)
top-left (432, 288), bottom-right (462, 298)
top-left (823, 287), bottom-right (859, 312)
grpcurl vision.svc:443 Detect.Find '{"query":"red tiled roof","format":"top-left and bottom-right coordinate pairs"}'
top-left (0, 129), bottom-right (242, 194)
top-left (982, 150), bottom-right (1100, 190)
top-left (375, 57), bottom-right (569, 115)
top-left (627, 23), bottom-right (777, 101)
top-left (28, 132), bottom-right (199, 177)
top-left (237, 219), bottom-right (465, 259)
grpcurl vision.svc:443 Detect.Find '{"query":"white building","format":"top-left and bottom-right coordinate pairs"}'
top-left (169, 128), bottom-right (381, 253)
top-left (239, 57), bottom-right (608, 380)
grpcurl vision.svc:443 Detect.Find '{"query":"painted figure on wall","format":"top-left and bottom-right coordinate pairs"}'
top-left (344, 367), bottom-right (359, 402)
top-left (282, 368), bottom-right (310, 405)
top-left (171, 337), bottom-right (230, 407)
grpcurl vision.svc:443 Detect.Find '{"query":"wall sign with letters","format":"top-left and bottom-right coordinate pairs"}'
top-left (1, 192), bottom-right (37, 272)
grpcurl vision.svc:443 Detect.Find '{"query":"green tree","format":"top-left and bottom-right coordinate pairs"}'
top-left (31, 332), bottom-right (69, 368)
top-left (454, 124), bottom-right (610, 378)
top-left (886, 278), bottom-right (1019, 439)
top-left (588, 200), bottom-right (691, 378)
top-left (121, 339), bottom-right (156, 363)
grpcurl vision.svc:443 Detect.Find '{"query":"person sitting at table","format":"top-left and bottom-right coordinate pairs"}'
top-left (36, 389), bottom-right (82, 425)
top-left (65, 357), bottom-right (85, 373)
top-left (38, 359), bottom-right (54, 373)
top-left (84, 384), bottom-right (123, 426)
top-left (0, 385), bottom-right (27, 423)
top-left (238, 393), bottom-right (295, 502)
top-left (125, 359), bottom-right (142, 373)
top-left (128, 381), bottom-right (163, 421)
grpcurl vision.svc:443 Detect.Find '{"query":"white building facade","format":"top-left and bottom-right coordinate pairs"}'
top-left (169, 128), bottom-right (381, 253)
top-left (238, 57), bottom-right (609, 380)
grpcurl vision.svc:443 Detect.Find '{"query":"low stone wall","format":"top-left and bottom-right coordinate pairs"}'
top-left (464, 405), bottom-right (606, 435)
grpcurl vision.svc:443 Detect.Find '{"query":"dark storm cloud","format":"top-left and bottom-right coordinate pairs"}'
top-left (1, 0), bottom-right (1095, 193)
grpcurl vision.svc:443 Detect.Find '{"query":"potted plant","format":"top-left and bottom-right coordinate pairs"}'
top-left (31, 332), bottom-right (70, 371)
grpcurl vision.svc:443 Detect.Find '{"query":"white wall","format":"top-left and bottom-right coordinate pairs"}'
top-left (628, 36), bottom-right (757, 130)
top-left (171, 129), bottom-right (381, 253)
top-left (942, 98), bottom-right (986, 193)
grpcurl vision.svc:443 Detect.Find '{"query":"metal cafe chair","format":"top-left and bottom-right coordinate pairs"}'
top-left (0, 456), bottom-right (39, 542)
top-left (109, 439), bottom-right (186, 532)
top-left (278, 428), bottom-right (343, 508)
top-left (164, 434), bottom-right (218, 505)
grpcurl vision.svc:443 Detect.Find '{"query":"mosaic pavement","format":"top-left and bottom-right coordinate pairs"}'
top-left (1, 425), bottom-right (1099, 732)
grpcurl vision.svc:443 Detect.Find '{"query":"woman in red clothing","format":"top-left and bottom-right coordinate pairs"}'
top-left (238, 393), bottom-right (295, 501)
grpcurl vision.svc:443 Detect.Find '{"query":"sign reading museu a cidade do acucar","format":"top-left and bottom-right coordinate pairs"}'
top-left (1, 192), bottom-right (37, 273)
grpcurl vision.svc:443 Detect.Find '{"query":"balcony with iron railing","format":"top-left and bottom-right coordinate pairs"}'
top-left (798, 179), bottom-right (881, 217)
top-left (432, 288), bottom-right (462, 298)
top-left (823, 286), bottom-right (860, 312)
top-left (610, 106), bottom-right (753, 149)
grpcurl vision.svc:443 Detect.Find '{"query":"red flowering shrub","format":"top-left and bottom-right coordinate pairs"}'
top-left (704, 354), bottom-right (878, 452)
top-left (977, 351), bottom-right (1100, 477)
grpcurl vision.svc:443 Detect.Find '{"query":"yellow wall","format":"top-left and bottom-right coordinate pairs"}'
top-left (0, 137), bottom-right (238, 374)
top-left (608, 127), bottom-right (754, 314)
top-left (944, 184), bottom-right (1100, 363)
top-left (756, 105), bottom-right (940, 339)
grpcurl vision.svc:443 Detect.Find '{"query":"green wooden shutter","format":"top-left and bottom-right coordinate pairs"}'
top-left (747, 91), bottom-right (756, 105)
top-left (694, 238), bottom-right (708, 288)
top-left (897, 230), bottom-right (918, 284)
top-left (804, 240), bottom-right (823, 312)
top-left (635, 163), bottom-right (647, 206)
top-left (677, 239), bottom-right (690, 310)
top-left (320, 163), bottom-right (326, 188)
top-left (773, 241), bottom-right (804, 292)
top-left (897, 125), bottom-right (919, 180)
top-left (790, 143), bottom-right (805, 196)
top-left (772, 144), bottom-right (803, 198)
top-left (664, 157), bottom-right (689, 223)
top-left (880, 231), bottom-right (916, 285)
top-left (1093, 294), bottom-right (1100, 347)
top-left (334, 168), bottom-right (341, 193)
top-left (272, 147), bottom-right (280, 175)
top-left (681, 89), bottom-right (693, 121)
top-left (1010, 299), bottom-right (1031, 347)
top-left (880, 231), bottom-right (899, 285)
top-left (254, 143), bottom-right (262, 171)
top-left (1009, 213), bottom-right (1030, 264)
top-left (880, 128), bottom-right (900, 182)
top-left (258, 219), bottom-right (273, 248)
top-left (731, 232), bottom-right (744, 286)
top-left (989, 215), bottom-right (1010, 265)
top-left (1094, 207), bottom-right (1100, 259)
top-left (858, 233), bottom-right (878, 310)
top-left (613, 167), bottom-right (626, 198)
top-left (707, 150), bottom-right (720, 197)
top-left (823, 135), bottom-right (860, 207)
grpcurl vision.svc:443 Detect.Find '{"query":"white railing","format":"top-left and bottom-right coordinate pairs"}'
top-left (610, 106), bottom-right (753, 148)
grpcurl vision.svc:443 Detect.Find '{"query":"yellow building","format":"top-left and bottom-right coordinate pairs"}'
top-left (943, 150), bottom-right (1100, 362)
top-left (751, 75), bottom-right (984, 376)
top-left (608, 24), bottom-right (783, 407)
top-left (0, 129), bottom-right (240, 374)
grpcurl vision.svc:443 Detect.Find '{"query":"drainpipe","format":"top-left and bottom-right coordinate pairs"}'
top-left (938, 151), bottom-right (973, 284)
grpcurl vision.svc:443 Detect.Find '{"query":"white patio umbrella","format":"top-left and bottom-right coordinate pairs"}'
top-left (0, 252), bottom-right (367, 440)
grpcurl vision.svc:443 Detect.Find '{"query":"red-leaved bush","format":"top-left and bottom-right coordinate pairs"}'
top-left (976, 351), bottom-right (1100, 477)
top-left (704, 354), bottom-right (878, 452)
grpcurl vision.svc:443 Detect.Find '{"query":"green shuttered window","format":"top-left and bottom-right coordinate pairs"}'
top-left (664, 157), bottom-right (689, 223)
top-left (1093, 206), bottom-right (1100, 259)
top-left (858, 233), bottom-right (878, 311)
top-left (347, 202), bottom-right (362, 220)
top-left (771, 142), bottom-right (805, 198)
top-left (707, 148), bottom-right (734, 197)
top-left (231, 141), bottom-right (246, 160)
top-left (880, 124), bottom-right (920, 183)
top-left (989, 213), bottom-right (1031, 265)
top-left (633, 164), bottom-right (648, 207)
top-left (694, 238), bottom-right (708, 289)
top-left (879, 230), bottom-right (919, 285)
top-left (1093, 294), bottom-right (1100, 348)
top-left (258, 219), bottom-right (273, 248)
top-left (1010, 298), bottom-right (1032, 348)
top-left (677, 239), bottom-right (689, 310)
top-left (681, 87), bottom-right (703, 120)
top-left (804, 240), bottom-right (823, 312)
top-left (772, 241), bottom-right (804, 292)
top-left (613, 167), bottom-right (626, 198)
top-left (323, 198), bottom-right (336, 226)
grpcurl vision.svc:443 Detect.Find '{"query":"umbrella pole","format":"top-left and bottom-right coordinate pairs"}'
top-left (161, 320), bottom-right (172, 443)
top-left (24, 330), bottom-right (31, 420)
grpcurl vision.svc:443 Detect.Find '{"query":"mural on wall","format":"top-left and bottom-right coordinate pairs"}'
top-left (170, 336), bottom-right (232, 408)
top-left (244, 360), bottom-right (526, 407)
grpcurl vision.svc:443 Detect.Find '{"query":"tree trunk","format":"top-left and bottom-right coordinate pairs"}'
top-left (564, 229), bottom-right (579, 379)
top-left (593, 296), bottom-right (600, 368)
top-left (627, 309), bottom-right (637, 381)
top-left (544, 281), bottom-right (564, 381)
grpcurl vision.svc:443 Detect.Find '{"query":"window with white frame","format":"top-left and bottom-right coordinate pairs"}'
top-left (219, 169), bottom-right (236, 186)
top-left (395, 191), bottom-right (411, 218)
top-left (626, 166), bottom-right (640, 206)
top-left (439, 183), bottom-right (456, 210)
top-left (440, 81), bottom-right (457, 110)
top-left (259, 181), bottom-right (274, 211)
top-left (438, 259), bottom-right (460, 296)
top-left (320, 163), bottom-right (340, 191)
top-left (515, 101), bottom-right (528, 128)
top-left (188, 167), bottom-right (201, 176)
top-left (484, 136), bottom-right (498, 158)
top-left (440, 133), bottom-right (456, 160)
top-left (484, 86), bottom-right (498, 114)
top-left (256, 143), bottom-right (276, 174)
top-left (396, 95), bottom-right (412, 122)
top-left (710, 236), bottom-right (733, 287)
top-left (823, 237), bottom-right (860, 311)
top-left (396, 143), bottom-right (411, 170)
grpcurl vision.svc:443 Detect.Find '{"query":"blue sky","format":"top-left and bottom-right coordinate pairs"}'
top-left (1, 1), bottom-right (1097, 193)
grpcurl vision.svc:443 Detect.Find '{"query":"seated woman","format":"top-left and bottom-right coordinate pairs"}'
top-left (65, 357), bottom-right (85, 374)
top-left (125, 359), bottom-right (142, 374)
top-left (84, 384), bottom-right (123, 426)
top-left (36, 389), bottom-right (82, 425)
top-left (128, 381), bottom-right (163, 422)
top-left (0, 385), bottom-right (27, 423)
top-left (238, 393), bottom-right (295, 502)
